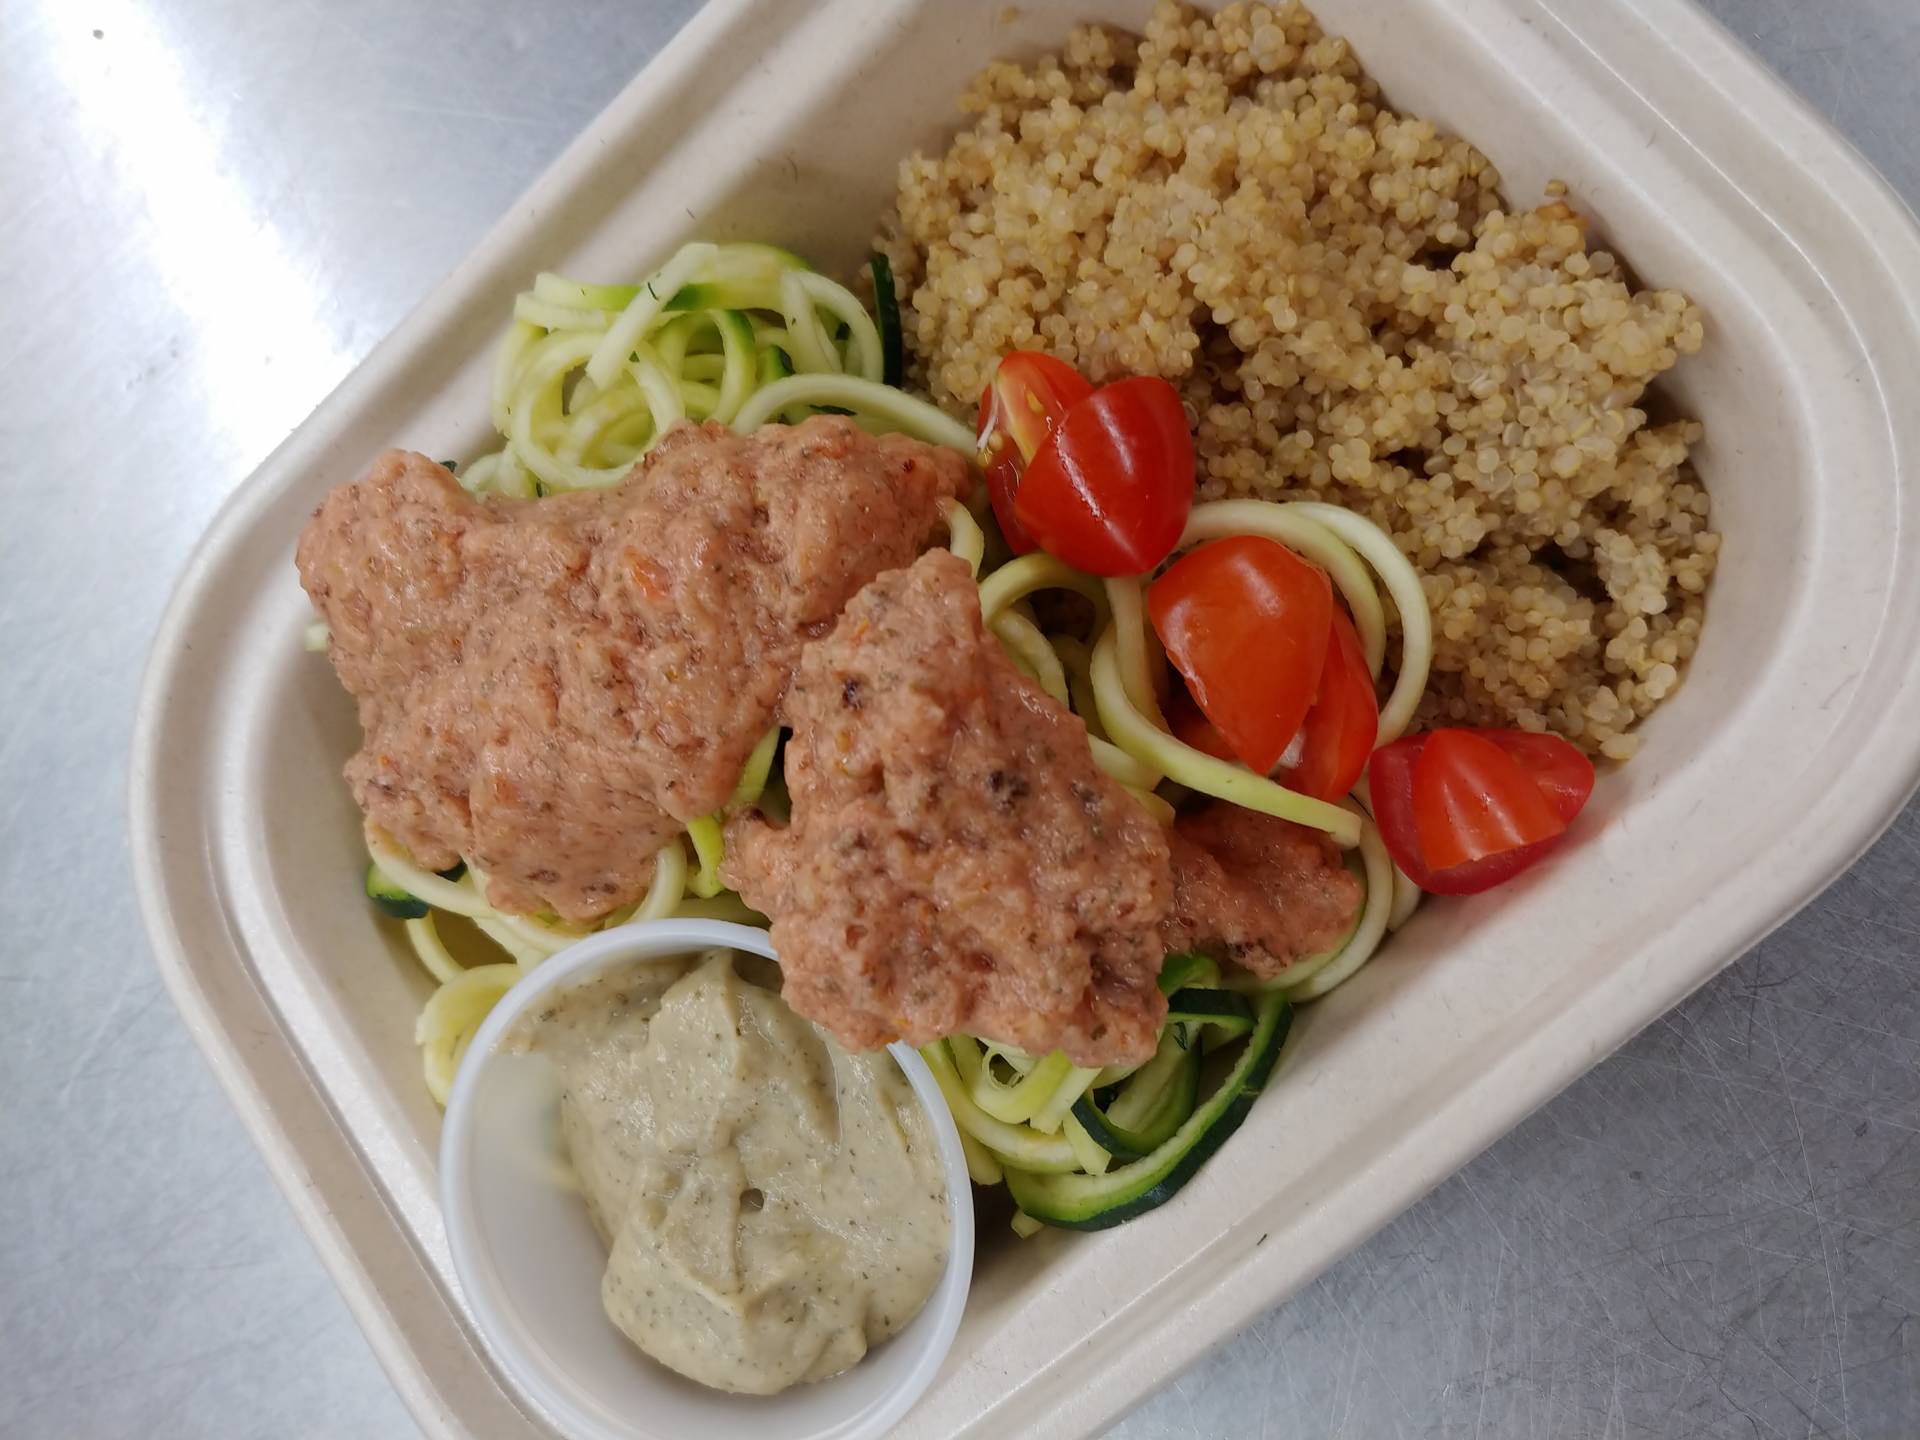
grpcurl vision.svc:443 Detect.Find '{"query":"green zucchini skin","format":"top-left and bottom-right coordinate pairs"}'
top-left (665, 281), bottom-right (756, 312)
top-left (1166, 986), bottom-right (1255, 1048)
top-left (869, 253), bottom-right (904, 387)
top-left (1060, 957), bottom-right (1251, 1160)
top-left (1166, 987), bottom-right (1253, 1024)
top-left (1156, 950), bottom-right (1217, 995)
top-left (1007, 994), bottom-right (1294, 1230)
top-left (365, 861), bottom-right (429, 920)
top-left (664, 243), bottom-right (810, 313)
top-left (759, 344), bottom-right (794, 385)
top-left (1070, 1049), bottom-right (1198, 1161)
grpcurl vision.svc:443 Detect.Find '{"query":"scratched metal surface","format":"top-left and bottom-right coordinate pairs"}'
top-left (0, 0), bottom-right (1914, 1436)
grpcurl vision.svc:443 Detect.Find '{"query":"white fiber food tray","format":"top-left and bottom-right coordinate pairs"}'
top-left (131, 1), bottom-right (1920, 1435)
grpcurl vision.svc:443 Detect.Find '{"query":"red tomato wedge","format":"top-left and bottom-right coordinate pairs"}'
top-left (1168, 685), bottom-right (1240, 763)
top-left (1014, 376), bottom-right (1194, 576)
top-left (1491, 729), bottom-right (1599, 821)
top-left (1149, 536), bottom-right (1332, 773)
top-left (976, 352), bottom-right (1093, 555)
top-left (1413, 730), bottom-right (1564, 870)
top-left (1274, 608), bottom-right (1379, 801)
top-left (1368, 729), bottom-right (1596, 895)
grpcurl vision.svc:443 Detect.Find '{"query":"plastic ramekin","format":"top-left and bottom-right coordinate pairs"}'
top-left (439, 919), bottom-right (974, 1440)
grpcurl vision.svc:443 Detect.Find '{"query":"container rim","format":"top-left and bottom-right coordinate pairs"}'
top-left (127, 2), bottom-right (1920, 1436)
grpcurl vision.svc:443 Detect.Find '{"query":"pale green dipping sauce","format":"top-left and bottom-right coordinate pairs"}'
top-left (516, 948), bottom-right (949, 1395)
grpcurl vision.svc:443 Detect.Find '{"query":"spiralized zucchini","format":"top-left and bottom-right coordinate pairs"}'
top-left (332, 238), bottom-right (1435, 1218)
top-left (1090, 619), bottom-right (1364, 846)
top-left (931, 963), bottom-right (1261, 1208)
top-left (398, 832), bottom-right (713, 1101)
top-left (460, 241), bottom-right (957, 501)
top-left (417, 963), bottom-right (524, 1106)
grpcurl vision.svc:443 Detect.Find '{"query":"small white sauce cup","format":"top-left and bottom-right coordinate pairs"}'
top-left (440, 919), bottom-right (974, 1440)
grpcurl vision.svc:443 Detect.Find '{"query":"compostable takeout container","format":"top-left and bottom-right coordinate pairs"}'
top-left (130, 0), bottom-right (1920, 1436)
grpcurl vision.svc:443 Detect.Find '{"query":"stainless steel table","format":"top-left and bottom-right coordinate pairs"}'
top-left (3, 1), bottom-right (1914, 1436)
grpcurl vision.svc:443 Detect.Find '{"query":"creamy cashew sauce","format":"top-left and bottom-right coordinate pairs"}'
top-left (513, 948), bottom-right (949, 1395)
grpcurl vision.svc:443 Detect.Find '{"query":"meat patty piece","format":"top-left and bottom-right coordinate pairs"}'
top-left (296, 418), bottom-right (966, 921)
top-left (1162, 804), bottom-right (1364, 977)
top-left (722, 551), bottom-right (1172, 1066)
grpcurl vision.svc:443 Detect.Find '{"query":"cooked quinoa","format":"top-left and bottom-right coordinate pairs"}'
top-left (877, 0), bottom-right (1716, 759)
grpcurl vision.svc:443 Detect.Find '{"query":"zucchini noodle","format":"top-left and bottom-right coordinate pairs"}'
top-left (795, 271), bottom-right (884, 382)
top-left (531, 272), bottom-right (640, 310)
top-left (1031, 1064), bottom-right (1104, 1133)
top-left (922, 1039), bottom-right (1080, 1173)
top-left (366, 826), bottom-right (489, 916)
top-left (1088, 737), bottom-right (1160, 792)
top-left (1351, 774), bottom-right (1424, 934)
top-left (512, 294), bottom-right (611, 333)
top-left (974, 555), bottom-right (1163, 798)
top-left (584, 242), bottom-right (716, 389)
top-left (1062, 1115), bottom-right (1112, 1176)
top-left (471, 916), bottom-right (549, 969)
top-left (1101, 578), bottom-right (1165, 721)
top-left (451, 859), bottom-right (589, 960)
top-left (1090, 626), bottom-right (1363, 846)
top-left (730, 728), bottom-right (782, 809)
top-left (678, 729), bottom-right (784, 906)
top-left (330, 234), bottom-right (1439, 1238)
top-left (490, 909), bottom-right (589, 961)
top-left (953, 1038), bottom-right (1074, 1125)
top-left (1281, 501), bottom-right (1433, 744)
top-left (633, 840), bottom-right (690, 922)
top-left (992, 608), bottom-right (1070, 706)
top-left (976, 554), bottom-right (1108, 628)
top-left (778, 269), bottom-right (842, 376)
top-left (685, 816), bottom-right (727, 899)
top-left (403, 914), bottom-right (462, 985)
top-left (489, 320), bottom-right (541, 435)
top-left (939, 497), bottom-right (985, 577)
top-left (417, 963), bottom-right (524, 1106)
top-left (462, 242), bottom-right (914, 501)
top-left (1050, 635), bottom-right (1107, 744)
top-left (400, 829), bottom-right (718, 1102)
top-left (958, 1130), bottom-right (1006, 1188)
top-left (506, 331), bottom-right (645, 491)
top-left (984, 1042), bottom-right (1037, 1077)
top-left (936, 964), bottom-right (1263, 1198)
top-left (730, 373), bottom-right (975, 451)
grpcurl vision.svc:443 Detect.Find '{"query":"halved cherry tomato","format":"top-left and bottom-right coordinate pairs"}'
top-left (1490, 729), bottom-right (1599, 821)
top-left (1168, 684), bottom-right (1240, 763)
top-left (976, 352), bottom-right (1094, 556)
top-left (1015, 376), bottom-right (1194, 576)
top-left (1368, 729), bottom-right (1596, 896)
top-left (1149, 536), bottom-right (1332, 773)
top-left (1274, 608), bottom-right (1379, 802)
top-left (1413, 730), bottom-right (1564, 870)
